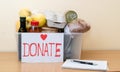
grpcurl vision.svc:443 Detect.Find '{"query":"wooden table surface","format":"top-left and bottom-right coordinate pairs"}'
top-left (0, 50), bottom-right (120, 72)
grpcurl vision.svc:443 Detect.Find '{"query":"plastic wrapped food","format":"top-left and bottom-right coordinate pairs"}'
top-left (68, 18), bottom-right (91, 33)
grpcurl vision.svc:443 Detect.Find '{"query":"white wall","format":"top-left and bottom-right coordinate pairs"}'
top-left (0, 0), bottom-right (120, 52)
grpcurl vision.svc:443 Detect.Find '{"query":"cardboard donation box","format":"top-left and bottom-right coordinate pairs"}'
top-left (18, 33), bottom-right (64, 62)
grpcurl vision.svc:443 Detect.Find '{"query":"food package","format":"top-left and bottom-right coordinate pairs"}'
top-left (68, 18), bottom-right (91, 33)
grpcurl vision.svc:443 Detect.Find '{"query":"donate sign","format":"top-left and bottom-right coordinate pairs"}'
top-left (21, 33), bottom-right (64, 62)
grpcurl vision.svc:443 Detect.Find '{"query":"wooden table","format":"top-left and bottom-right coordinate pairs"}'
top-left (0, 50), bottom-right (120, 72)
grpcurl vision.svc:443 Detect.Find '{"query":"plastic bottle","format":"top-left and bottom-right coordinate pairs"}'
top-left (29, 21), bottom-right (41, 32)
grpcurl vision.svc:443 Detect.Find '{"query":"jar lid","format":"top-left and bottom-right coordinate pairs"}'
top-left (31, 21), bottom-right (39, 26)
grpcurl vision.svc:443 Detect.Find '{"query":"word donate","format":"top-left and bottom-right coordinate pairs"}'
top-left (21, 33), bottom-right (64, 63)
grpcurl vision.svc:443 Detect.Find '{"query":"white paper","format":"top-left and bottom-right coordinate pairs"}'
top-left (62, 59), bottom-right (108, 71)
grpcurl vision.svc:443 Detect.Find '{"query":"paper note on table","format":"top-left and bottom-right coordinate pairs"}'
top-left (62, 59), bottom-right (108, 71)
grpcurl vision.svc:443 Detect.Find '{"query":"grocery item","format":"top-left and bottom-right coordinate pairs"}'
top-left (43, 10), bottom-right (66, 29)
top-left (28, 21), bottom-right (41, 32)
top-left (32, 13), bottom-right (47, 27)
top-left (43, 10), bottom-right (57, 21)
top-left (65, 10), bottom-right (78, 23)
top-left (18, 17), bottom-right (27, 32)
top-left (19, 8), bottom-right (31, 17)
top-left (41, 27), bottom-right (58, 33)
top-left (16, 21), bottom-right (20, 32)
top-left (17, 8), bottom-right (32, 32)
top-left (47, 20), bottom-right (66, 29)
top-left (68, 18), bottom-right (91, 33)
top-left (16, 18), bottom-right (31, 32)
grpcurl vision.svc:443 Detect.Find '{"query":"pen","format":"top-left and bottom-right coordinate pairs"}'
top-left (73, 60), bottom-right (97, 65)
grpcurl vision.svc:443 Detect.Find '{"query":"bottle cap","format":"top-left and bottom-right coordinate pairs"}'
top-left (31, 21), bottom-right (39, 26)
top-left (20, 17), bottom-right (26, 22)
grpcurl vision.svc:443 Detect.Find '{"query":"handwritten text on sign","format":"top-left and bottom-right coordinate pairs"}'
top-left (21, 33), bottom-right (64, 62)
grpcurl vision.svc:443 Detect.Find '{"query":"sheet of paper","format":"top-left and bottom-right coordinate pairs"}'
top-left (62, 59), bottom-right (108, 71)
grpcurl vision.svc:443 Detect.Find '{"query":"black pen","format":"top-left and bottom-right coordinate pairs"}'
top-left (72, 60), bottom-right (97, 66)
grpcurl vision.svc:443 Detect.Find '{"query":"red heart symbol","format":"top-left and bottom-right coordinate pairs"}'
top-left (40, 34), bottom-right (47, 40)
